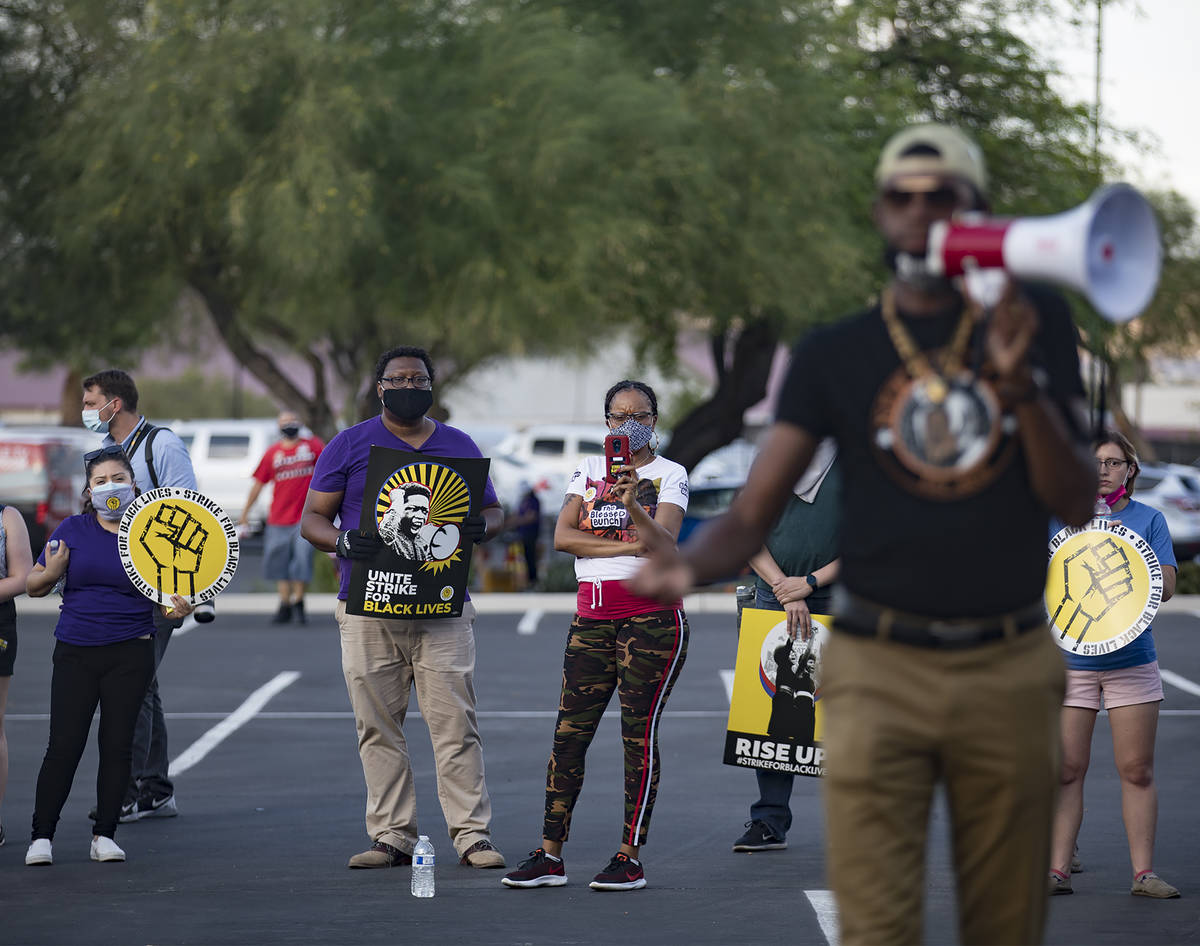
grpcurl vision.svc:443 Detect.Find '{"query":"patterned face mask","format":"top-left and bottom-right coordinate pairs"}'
top-left (611, 418), bottom-right (654, 453)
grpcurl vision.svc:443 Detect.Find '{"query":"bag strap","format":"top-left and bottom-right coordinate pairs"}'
top-left (126, 421), bottom-right (162, 489)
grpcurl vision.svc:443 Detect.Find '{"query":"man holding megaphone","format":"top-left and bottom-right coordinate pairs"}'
top-left (632, 124), bottom-right (1108, 944)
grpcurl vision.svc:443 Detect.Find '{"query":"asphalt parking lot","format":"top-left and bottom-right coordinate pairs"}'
top-left (3, 595), bottom-right (1200, 945)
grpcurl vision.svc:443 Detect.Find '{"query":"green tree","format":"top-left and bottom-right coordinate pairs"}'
top-left (2, 0), bottom-right (701, 438)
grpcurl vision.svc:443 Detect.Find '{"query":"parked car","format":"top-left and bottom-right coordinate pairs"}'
top-left (492, 424), bottom-right (609, 506)
top-left (0, 426), bottom-right (103, 552)
top-left (1134, 462), bottom-right (1200, 560)
top-left (166, 418), bottom-right (288, 530)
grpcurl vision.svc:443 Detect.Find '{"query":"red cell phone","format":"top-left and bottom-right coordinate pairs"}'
top-left (605, 434), bottom-right (628, 483)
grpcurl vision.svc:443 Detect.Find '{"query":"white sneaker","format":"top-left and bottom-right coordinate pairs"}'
top-left (90, 836), bottom-right (126, 862)
top-left (26, 838), bottom-right (53, 866)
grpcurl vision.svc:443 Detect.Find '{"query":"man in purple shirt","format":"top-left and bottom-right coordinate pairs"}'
top-left (302, 345), bottom-right (506, 871)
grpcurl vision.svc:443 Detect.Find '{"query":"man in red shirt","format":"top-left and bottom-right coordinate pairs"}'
top-left (239, 411), bottom-right (324, 623)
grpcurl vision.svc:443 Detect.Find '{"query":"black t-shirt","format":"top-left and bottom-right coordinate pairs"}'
top-left (778, 285), bottom-right (1086, 618)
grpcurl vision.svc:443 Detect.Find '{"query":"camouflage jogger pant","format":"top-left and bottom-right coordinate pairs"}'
top-left (543, 608), bottom-right (689, 847)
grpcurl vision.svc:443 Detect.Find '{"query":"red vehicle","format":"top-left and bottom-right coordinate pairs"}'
top-left (0, 429), bottom-right (100, 554)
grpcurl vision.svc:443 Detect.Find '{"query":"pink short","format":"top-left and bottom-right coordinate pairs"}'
top-left (1063, 661), bottom-right (1164, 710)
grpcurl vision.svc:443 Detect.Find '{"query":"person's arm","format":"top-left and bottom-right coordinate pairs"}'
top-left (748, 548), bottom-right (840, 641)
top-left (300, 488), bottom-right (346, 553)
top-left (629, 422), bottom-right (818, 600)
top-left (27, 540), bottom-right (70, 598)
top-left (984, 288), bottom-right (1096, 527)
top-left (1162, 564), bottom-right (1177, 603)
top-left (239, 480), bottom-right (267, 527)
top-left (554, 494), bottom-right (644, 558)
top-left (0, 507), bottom-right (33, 603)
top-left (477, 502), bottom-right (504, 543)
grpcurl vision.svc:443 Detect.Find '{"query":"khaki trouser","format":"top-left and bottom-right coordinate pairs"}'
top-left (336, 600), bottom-right (493, 857)
top-left (821, 625), bottom-right (1064, 945)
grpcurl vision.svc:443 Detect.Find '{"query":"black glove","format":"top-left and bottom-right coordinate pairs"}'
top-left (461, 515), bottom-right (488, 543)
top-left (335, 529), bottom-right (385, 560)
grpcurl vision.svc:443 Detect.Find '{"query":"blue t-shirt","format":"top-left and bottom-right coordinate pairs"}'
top-left (310, 416), bottom-right (499, 599)
top-left (1050, 499), bottom-right (1177, 671)
top-left (38, 514), bottom-right (156, 645)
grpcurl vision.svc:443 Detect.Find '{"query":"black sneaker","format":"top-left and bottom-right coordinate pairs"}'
top-left (501, 848), bottom-right (568, 888)
top-left (135, 793), bottom-right (178, 819)
top-left (271, 602), bottom-right (293, 624)
top-left (88, 799), bottom-right (139, 823)
top-left (294, 600), bottom-right (306, 625)
top-left (0, 822), bottom-right (5, 847)
top-left (589, 852), bottom-right (646, 891)
top-left (732, 820), bottom-right (787, 852)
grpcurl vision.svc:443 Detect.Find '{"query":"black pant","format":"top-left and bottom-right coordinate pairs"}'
top-left (32, 637), bottom-right (155, 840)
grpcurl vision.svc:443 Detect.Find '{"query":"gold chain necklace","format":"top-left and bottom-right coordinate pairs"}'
top-left (879, 287), bottom-right (977, 403)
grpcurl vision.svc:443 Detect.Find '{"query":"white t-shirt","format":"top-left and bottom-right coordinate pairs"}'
top-left (565, 454), bottom-right (689, 582)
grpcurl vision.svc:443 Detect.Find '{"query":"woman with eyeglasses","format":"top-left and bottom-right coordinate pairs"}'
top-left (24, 446), bottom-right (191, 866)
top-left (1047, 430), bottom-right (1179, 898)
top-left (502, 380), bottom-right (689, 892)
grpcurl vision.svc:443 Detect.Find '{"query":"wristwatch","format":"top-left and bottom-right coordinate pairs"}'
top-left (805, 574), bottom-right (819, 590)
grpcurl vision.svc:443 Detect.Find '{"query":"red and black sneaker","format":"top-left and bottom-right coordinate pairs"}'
top-left (500, 848), bottom-right (568, 888)
top-left (589, 852), bottom-right (646, 891)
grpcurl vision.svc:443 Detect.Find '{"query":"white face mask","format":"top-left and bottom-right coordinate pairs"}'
top-left (81, 397), bottom-right (117, 434)
top-left (91, 482), bottom-right (135, 520)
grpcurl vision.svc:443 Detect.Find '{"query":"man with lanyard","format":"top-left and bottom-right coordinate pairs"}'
top-left (301, 345), bottom-right (507, 870)
top-left (633, 125), bottom-right (1096, 944)
top-left (81, 368), bottom-right (210, 822)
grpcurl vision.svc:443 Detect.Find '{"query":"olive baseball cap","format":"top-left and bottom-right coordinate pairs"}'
top-left (875, 123), bottom-right (988, 195)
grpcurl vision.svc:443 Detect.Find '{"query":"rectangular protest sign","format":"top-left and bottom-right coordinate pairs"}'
top-left (724, 606), bottom-right (831, 778)
top-left (345, 447), bottom-right (491, 620)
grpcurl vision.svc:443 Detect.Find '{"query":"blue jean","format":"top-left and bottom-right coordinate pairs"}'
top-left (748, 587), bottom-right (794, 838)
top-left (126, 612), bottom-right (176, 802)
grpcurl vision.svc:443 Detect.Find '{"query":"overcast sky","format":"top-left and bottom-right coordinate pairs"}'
top-left (1024, 1), bottom-right (1200, 210)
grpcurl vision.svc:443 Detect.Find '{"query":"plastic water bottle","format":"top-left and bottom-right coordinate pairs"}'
top-left (1094, 496), bottom-right (1111, 519)
top-left (411, 835), bottom-right (435, 898)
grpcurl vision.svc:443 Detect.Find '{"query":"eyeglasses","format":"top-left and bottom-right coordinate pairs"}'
top-left (606, 412), bottom-right (654, 425)
top-left (84, 444), bottom-right (126, 467)
top-left (880, 186), bottom-right (961, 211)
top-left (1096, 458), bottom-right (1129, 470)
top-left (379, 375), bottom-right (432, 390)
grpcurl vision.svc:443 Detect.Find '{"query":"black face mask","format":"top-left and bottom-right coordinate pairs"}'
top-left (382, 387), bottom-right (433, 422)
top-left (280, 425), bottom-right (300, 439)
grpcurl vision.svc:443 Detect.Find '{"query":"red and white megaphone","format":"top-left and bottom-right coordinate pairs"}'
top-left (925, 183), bottom-right (1161, 322)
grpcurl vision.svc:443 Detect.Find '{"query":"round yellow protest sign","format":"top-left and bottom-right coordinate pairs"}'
top-left (118, 487), bottom-right (239, 605)
top-left (1045, 519), bottom-right (1163, 657)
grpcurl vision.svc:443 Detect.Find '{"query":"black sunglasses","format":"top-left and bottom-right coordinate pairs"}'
top-left (84, 444), bottom-right (127, 467)
top-left (881, 186), bottom-right (961, 211)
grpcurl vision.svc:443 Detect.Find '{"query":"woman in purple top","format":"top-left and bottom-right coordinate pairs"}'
top-left (24, 446), bottom-right (191, 866)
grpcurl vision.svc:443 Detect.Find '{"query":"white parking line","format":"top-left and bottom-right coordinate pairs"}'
top-left (805, 890), bottom-right (839, 946)
top-left (517, 609), bottom-right (544, 635)
top-left (172, 615), bottom-right (199, 637)
top-left (168, 671), bottom-right (300, 776)
top-left (1160, 668), bottom-right (1200, 699)
top-left (719, 669), bottom-right (736, 703)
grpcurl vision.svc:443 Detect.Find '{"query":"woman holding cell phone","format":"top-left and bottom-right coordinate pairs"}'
top-left (24, 445), bottom-right (191, 866)
top-left (502, 380), bottom-right (690, 892)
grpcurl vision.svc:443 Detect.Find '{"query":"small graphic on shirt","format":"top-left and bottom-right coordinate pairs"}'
top-left (871, 361), bottom-right (1017, 500)
top-left (577, 475), bottom-right (661, 543)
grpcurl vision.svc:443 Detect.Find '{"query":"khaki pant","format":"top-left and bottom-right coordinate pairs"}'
top-left (336, 600), bottom-right (493, 857)
top-left (821, 625), bottom-right (1064, 945)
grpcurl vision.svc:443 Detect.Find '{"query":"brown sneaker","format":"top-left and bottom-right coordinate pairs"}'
top-left (1131, 872), bottom-right (1180, 899)
top-left (348, 841), bottom-right (411, 869)
top-left (1048, 870), bottom-right (1072, 896)
top-left (459, 838), bottom-right (506, 868)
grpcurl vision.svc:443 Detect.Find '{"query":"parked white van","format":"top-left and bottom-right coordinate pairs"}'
top-left (492, 423), bottom-right (609, 503)
top-left (165, 418), bottom-right (289, 530)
